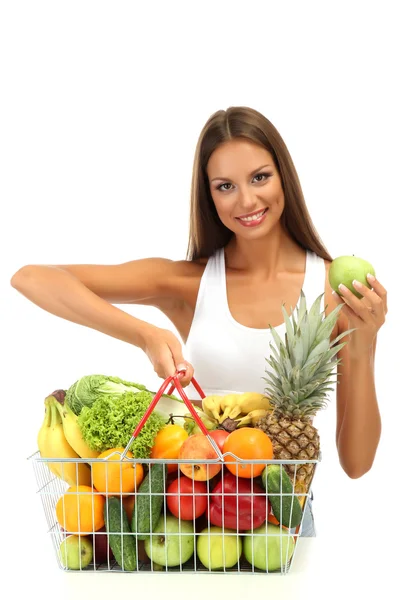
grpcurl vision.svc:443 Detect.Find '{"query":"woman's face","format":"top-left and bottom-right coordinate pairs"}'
top-left (206, 139), bottom-right (285, 238)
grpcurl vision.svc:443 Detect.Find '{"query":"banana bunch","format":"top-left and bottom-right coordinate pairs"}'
top-left (202, 392), bottom-right (272, 428)
top-left (37, 390), bottom-right (98, 487)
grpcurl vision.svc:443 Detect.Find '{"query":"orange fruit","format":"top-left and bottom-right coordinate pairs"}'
top-left (222, 427), bottom-right (274, 478)
top-left (92, 448), bottom-right (144, 496)
top-left (151, 425), bottom-right (188, 473)
top-left (55, 485), bottom-right (105, 535)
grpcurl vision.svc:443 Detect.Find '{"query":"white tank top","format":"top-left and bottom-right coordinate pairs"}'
top-left (183, 246), bottom-right (326, 399)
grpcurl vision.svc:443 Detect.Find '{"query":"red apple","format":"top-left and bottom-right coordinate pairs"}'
top-left (92, 526), bottom-right (114, 564)
top-left (209, 429), bottom-right (230, 452)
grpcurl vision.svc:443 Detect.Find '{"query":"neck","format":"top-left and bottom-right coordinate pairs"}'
top-left (225, 224), bottom-right (304, 278)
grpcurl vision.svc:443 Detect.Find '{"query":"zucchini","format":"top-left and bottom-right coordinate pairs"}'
top-left (131, 463), bottom-right (166, 541)
top-left (262, 465), bottom-right (303, 528)
top-left (104, 497), bottom-right (137, 571)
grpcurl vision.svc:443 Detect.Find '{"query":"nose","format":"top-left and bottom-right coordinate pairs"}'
top-left (237, 187), bottom-right (258, 211)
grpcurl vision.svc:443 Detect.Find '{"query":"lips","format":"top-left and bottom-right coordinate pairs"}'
top-left (235, 208), bottom-right (268, 221)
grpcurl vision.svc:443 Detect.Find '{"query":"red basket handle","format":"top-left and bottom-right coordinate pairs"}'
top-left (120, 369), bottom-right (224, 460)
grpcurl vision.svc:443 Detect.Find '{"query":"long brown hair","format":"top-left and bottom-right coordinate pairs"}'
top-left (186, 106), bottom-right (332, 262)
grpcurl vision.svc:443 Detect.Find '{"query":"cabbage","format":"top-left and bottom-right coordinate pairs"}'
top-left (65, 374), bottom-right (181, 416)
top-left (65, 374), bottom-right (149, 415)
top-left (77, 390), bottom-right (166, 458)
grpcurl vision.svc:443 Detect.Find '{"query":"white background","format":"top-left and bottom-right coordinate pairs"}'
top-left (1, 1), bottom-right (399, 598)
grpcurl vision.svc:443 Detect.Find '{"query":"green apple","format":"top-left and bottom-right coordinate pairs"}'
top-left (58, 535), bottom-right (93, 570)
top-left (243, 523), bottom-right (295, 572)
top-left (329, 255), bottom-right (375, 299)
top-left (196, 526), bottom-right (242, 570)
top-left (144, 514), bottom-right (194, 567)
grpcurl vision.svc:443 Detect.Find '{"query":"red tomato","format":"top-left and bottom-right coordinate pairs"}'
top-left (209, 429), bottom-right (230, 453)
top-left (166, 476), bottom-right (208, 520)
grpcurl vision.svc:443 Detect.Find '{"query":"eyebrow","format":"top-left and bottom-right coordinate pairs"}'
top-left (210, 164), bottom-right (272, 182)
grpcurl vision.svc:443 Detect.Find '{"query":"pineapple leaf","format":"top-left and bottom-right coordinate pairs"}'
top-left (297, 289), bottom-right (308, 324)
top-left (304, 338), bottom-right (330, 365)
top-left (268, 326), bottom-right (285, 356)
top-left (330, 328), bottom-right (357, 346)
top-left (283, 305), bottom-right (295, 347)
top-left (312, 303), bottom-right (344, 348)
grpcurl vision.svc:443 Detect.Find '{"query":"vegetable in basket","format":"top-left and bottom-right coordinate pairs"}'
top-left (65, 373), bottom-right (182, 416)
top-left (207, 472), bottom-right (268, 531)
top-left (77, 390), bottom-right (166, 458)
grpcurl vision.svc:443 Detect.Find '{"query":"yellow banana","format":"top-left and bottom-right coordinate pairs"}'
top-left (37, 402), bottom-right (52, 461)
top-left (219, 394), bottom-right (242, 423)
top-left (237, 392), bottom-right (271, 414)
top-left (43, 400), bottom-right (92, 487)
top-left (234, 409), bottom-right (270, 428)
top-left (202, 395), bottom-right (224, 422)
top-left (51, 396), bottom-right (100, 459)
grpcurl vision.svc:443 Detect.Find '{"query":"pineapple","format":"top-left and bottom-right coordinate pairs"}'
top-left (255, 289), bottom-right (353, 495)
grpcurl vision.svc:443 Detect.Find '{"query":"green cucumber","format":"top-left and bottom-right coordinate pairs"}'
top-left (262, 465), bottom-right (303, 528)
top-left (104, 497), bottom-right (137, 571)
top-left (131, 463), bottom-right (166, 541)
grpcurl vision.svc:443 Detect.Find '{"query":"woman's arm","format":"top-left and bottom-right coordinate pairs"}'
top-left (331, 274), bottom-right (387, 478)
top-left (335, 333), bottom-right (381, 478)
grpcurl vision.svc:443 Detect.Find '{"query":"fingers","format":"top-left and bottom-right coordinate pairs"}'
top-left (165, 336), bottom-right (194, 388)
top-left (333, 278), bottom-right (385, 324)
top-left (331, 291), bottom-right (362, 322)
top-left (366, 273), bottom-right (388, 313)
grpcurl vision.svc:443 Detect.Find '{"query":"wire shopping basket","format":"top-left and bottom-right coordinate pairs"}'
top-left (29, 370), bottom-right (320, 574)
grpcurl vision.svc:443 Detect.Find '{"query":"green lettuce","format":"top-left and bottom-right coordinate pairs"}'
top-left (66, 374), bottom-right (148, 415)
top-left (77, 390), bottom-right (165, 458)
top-left (65, 373), bottom-right (181, 416)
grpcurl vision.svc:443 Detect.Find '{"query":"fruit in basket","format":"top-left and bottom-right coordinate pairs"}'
top-left (183, 410), bottom-right (218, 435)
top-left (329, 255), bottom-right (375, 299)
top-left (231, 409), bottom-right (270, 428)
top-left (208, 472), bottom-right (268, 531)
top-left (150, 424), bottom-right (189, 473)
top-left (56, 485), bottom-right (105, 535)
top-left (208, 429), bottom-right (230, 452)
top-left (92, 525), bottom-right (114, 563)
top-left (254, 290), bottom-right (352, 494)
top-left (243, 523), bottom-right (295, 571)
top-left (179, 434), bottom-right (222, 481)
top-left (91, 448), bottom-right (144, 496)
top-left (166, 476), bottom-right (208, 520)
top-left (222, 428), bottom-right (273, 478)
top-left (202, 392), bottom-right (271, 425)
top-left (262, 465), bottom-right (303, 528)
top-left (104, 497), bottom-right (137, 571)
top-left (58, 535), bottom-right (93, 570)
top-left (37, 396), bottom-right (92, 487)
top-left (196, 526), bottom-right (242, 570)
top-left (144, 514), bottom-right (195, 567)
top-left (51, 392), bottom-right (100, 459)
top-left (131, 463), bottom-right (166, 540)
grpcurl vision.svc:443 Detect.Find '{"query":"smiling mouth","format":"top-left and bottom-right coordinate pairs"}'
top-left (235, 208), bottom-right (268, 222)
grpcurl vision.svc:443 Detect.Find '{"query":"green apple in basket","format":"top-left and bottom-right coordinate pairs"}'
top-left (144, 514), bottom-right (195, 567)
top-left (59, 535), bottom-right (93, 570)
top-left (196, 526), bottom-right (242, 570)
top-left (243, 523), bottom-right (295, 572)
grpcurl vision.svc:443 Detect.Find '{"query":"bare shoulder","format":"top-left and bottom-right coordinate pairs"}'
top-left (53, 256), bottom-right (206, 308)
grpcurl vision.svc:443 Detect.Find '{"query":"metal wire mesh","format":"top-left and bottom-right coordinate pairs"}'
top-left (28, 451), bottom-right (319, 575)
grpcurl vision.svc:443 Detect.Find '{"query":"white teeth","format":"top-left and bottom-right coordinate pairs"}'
top-left (238, 209), bottom-right (266, 222)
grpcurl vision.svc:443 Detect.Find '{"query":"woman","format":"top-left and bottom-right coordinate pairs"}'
top-left (10, 106), bottom-right (386, 537)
